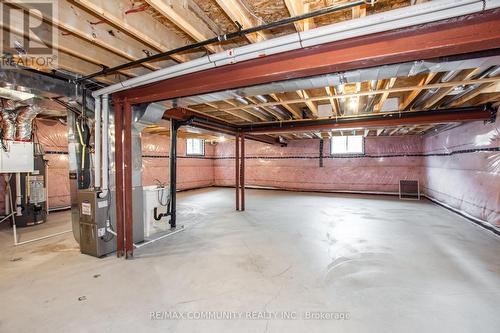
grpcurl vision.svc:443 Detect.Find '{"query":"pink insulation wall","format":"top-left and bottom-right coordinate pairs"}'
top-left (141, 134), bottom-right (214, 190)
top-left (0, 119), bottom-right (71, 213)
top-left (33, 120), bottom-right (71, 209)
top-left (214, 136), bottom-right (424, 193)
top-left (1, 116), bottom-right (497, 228)
top-left (0, 121), bottom-right (215, 214)
top-left (422, 118), bottom-right (500, 227)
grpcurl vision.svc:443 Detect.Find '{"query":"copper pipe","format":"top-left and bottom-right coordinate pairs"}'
top-left (123, 101), bottom-right (134, 258)
top-left (113, 100), bottom-right (124, 257)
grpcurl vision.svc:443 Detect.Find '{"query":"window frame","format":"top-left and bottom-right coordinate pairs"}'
top-left (330, 135), bottom-right (365, 156)
top-left (186, 138), bottom-right (205, 156)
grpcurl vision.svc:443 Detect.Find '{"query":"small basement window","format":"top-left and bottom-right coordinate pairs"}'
top-left (330, 135), bottom-right (364, 155)
top-left (186, 138), bottom-right (205, 156)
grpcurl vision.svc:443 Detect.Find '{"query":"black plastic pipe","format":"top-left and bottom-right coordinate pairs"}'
top-left (169, 119), bottom-right (178, 229)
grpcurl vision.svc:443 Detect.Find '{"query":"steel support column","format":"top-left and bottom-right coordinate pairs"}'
top-left (169, 119), bottom-right (178, 228)
top-left (235, 134), bottom-right (240, 211)
top-left (123, 101), bottom-right (133, 259)
top-left (240, 134), bottom-right (245, 212)
top-left (113, 99), bottom-right (124, 257)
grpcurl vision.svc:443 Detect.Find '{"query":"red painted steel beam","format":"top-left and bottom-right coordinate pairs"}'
top-left (241, 106), bottom-right (493, 134)
top-left (123, 101), bottom-right (134, 258)
top-left (117, 10), bottom-right (500, 104)
top-left (113, 99), bottom-right (124, 257)
top-left (163, 107), bottom-right (281, 145)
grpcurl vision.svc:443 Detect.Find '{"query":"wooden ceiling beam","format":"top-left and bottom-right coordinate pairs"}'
top-left (224, 100), bottom-right (269, 122)
top-left (325, 86), bottom-right (339, 116)
top-left (144, 0), bottom-right (223, 53)
top-left (246, 96), bottom-right (285, 121)
top-left (374, 77), bottom-right (397, 112)
top-left (448, 82), bottom-right (498, 107)
top-left (11, 0), bottom-right (171, 71)
top-left (297, 90), bottom-right (318, 117)
top-left (400, 72), bottom-right (437, 110)
top-left (422, 68), bottom-right (482, 109)
top-left (216, 77), bottom-right (500, 113)
top-left (214, 0), bottom-right (266, 43)
top-left (270, 93), bottom-right (302, 119)
top-left (284, 0), bottom-right (305, 31)
top-left (352, 4), bottom-right (367, 19)
top-left (73, 0), bottom-right (197, 63)
top-left (204, 102), bottom-right (255, 123)
top-left (0, 19), bottom-right (147, 79)
top-left (471, 92), bottom-right (500, 105)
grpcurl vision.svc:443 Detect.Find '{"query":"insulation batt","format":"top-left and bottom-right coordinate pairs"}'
top-left (0, 118), bottom-right (497, 228)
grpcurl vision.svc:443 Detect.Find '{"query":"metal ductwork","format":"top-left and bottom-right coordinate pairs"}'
top-left (410, 69), bottom-right (461, 109)
top-left (364, 80), bottom-right (378, 113)
top-left (165, 54), bottom-right (500, 110)
top-left (440, 66), bottom-right (500, 107)
top-left (1, 109), bottom-right (17, 140)
top-left (335, 84), bottom-right (346, 116)
top-left (15, 105), bottom-right (41, 141)
top-left (0, 99), bottom-right (41, 141)
top-left (255, 95), bottom-right (293, 119)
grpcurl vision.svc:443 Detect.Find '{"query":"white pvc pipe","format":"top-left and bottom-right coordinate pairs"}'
top-left (133, 225), bottom-right (185, 249)
top-left (92, 0), bottom-right (500, 98)
top-left (14, 230), bottom-right (72, 246)
top-left (94, 95), bottom-right (101, 189)
top-left (98, 94), bottom-right (109, 198)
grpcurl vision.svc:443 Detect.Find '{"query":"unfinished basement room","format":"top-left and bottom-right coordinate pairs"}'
top-left (1, 0), bottom-right (499, 332)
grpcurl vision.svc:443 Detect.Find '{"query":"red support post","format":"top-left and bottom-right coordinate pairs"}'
top-left (241, 134), bottom-right (245, 211)
top-left (123, 101), bottom-right (134, 258)
top-left (235, 134), bottom-right (240, 211)
top-left (113, 99), bottom-right (124, 257)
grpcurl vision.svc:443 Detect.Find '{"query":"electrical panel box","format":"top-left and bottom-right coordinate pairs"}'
top-left (0, 141), bottom-right (34, 173)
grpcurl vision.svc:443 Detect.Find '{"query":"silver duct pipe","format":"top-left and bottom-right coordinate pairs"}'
top-left (441, 66), bottom-right (500, 107)
top-left (131, 103), bottom-right (166, 187)
top-left (251, 106), bottom-right (275, 120)
top-left (235, 97), bottom-right (249, 105)
top-left (410, 69), bottom-right (460, 109)
top-left (1, 109), bottom-right (17, 140)
top-left (1, 98), bottom-right (21, 111)
top-left (255, 95), bottom-right (292, 119)
top-left (237, 96), bottom-right (274, 120)
top-left (364, 80), bottom-right (378, 113)
top-left (335, 84), bottom-right (346, 116)
top-left (15, 105), bottom-right (41, 141)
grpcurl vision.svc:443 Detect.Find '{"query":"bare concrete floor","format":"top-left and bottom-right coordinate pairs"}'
top-left (1, 187), bottom-right (499, 333)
